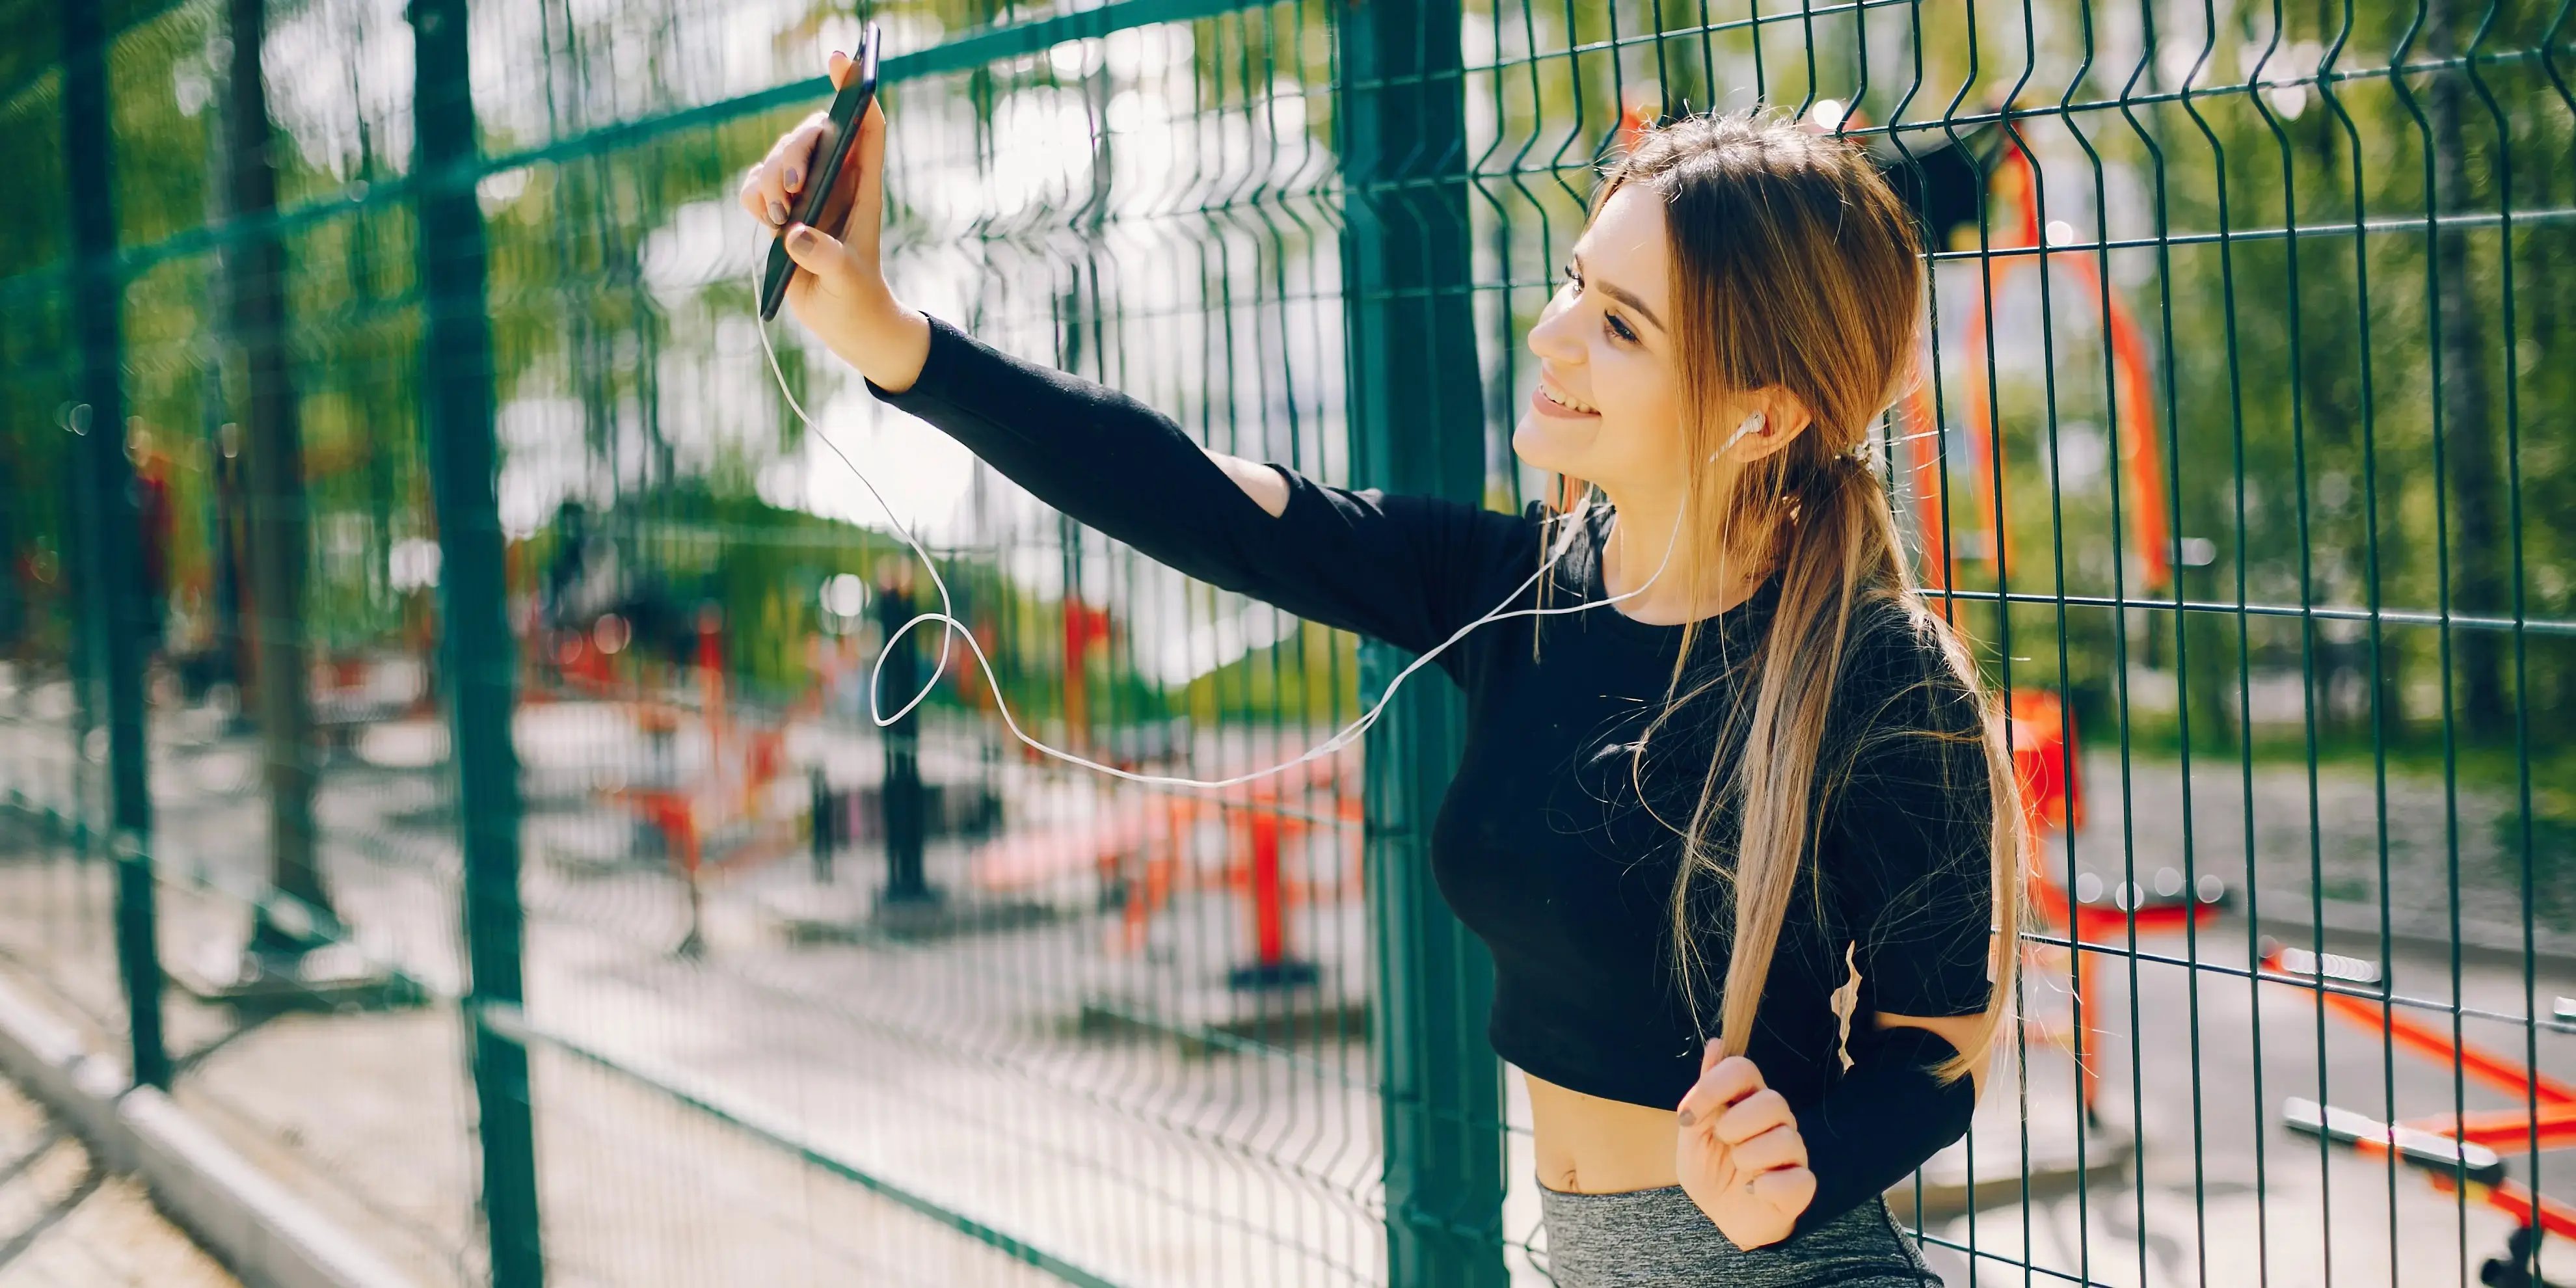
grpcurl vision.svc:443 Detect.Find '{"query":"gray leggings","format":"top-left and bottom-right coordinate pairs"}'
top-left (1536, 1182), bottom-right (1940, 1287)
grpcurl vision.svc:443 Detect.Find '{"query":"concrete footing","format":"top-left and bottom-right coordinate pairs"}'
top-left (0, 975), bottom-right (414, 1288)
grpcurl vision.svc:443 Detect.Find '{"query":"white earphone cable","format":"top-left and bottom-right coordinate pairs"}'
top-left (750, 239), bottom-right (1762, 792)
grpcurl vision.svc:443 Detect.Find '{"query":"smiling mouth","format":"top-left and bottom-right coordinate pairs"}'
top-left (1538, 384), bottom-right (1600, 414)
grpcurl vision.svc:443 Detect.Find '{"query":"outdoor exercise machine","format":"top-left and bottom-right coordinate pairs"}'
top-left (540, 600), bottom-right (816, 955)
top-left (2266, 941), bottom-right (2573, 1287)
top-left (1094, 749), bottom-right (1363, 989)
top-left (1896, 123), bottom-right (2174, 595)
top-left (2008, 687), bottom-right (2229, 1125)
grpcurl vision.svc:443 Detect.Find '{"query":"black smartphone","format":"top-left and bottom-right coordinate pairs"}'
top-left (760, 23), bottom-right (883, 322)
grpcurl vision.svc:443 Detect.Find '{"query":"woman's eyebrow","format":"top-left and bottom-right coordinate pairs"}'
top-left (1572, 250), bottom-right (1667, 332)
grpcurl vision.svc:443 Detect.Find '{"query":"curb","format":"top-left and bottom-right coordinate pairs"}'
top-left (0, 974), bottom-right (417, 1288)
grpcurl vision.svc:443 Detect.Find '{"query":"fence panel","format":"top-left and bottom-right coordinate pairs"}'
top-left (0, 0), bottom-right (2569, 1285)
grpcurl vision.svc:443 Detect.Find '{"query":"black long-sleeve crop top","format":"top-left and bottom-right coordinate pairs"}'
top-left (864, 313), bottom-right (1997, 1116)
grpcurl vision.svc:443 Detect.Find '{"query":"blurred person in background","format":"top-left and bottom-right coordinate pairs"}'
top-left (128, 420), bottom-right (174, 656)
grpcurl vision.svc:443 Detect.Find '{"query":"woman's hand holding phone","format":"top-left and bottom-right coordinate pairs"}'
top-left (738, 48), bottom-right (930, 393)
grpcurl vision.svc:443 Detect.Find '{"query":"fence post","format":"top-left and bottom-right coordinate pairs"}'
top-left (1338, 0), bottom-right (1509, 1283)
top-left (60, 0), bottom-right (168, 1092)
top-left (222, 0), bottom-right (334, 963)
top-left (872, 577), bottom-right (932, 909)
top-left (112, 831), bottom-right (168, 1078)
top-left (410, 1), bottom-right (544, 1281)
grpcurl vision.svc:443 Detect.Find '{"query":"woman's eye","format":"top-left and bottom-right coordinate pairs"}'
top-left (1562, 265), bottom-right (1633, 343)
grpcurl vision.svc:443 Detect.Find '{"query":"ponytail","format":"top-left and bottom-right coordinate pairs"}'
top-left (1658, 438), bottom-right (2020, 1087)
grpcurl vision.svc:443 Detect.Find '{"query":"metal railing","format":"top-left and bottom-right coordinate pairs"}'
top-left (0, 0), bottom-right (2568, 1284)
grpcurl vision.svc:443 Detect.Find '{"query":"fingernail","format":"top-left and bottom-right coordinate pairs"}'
top-left (769, 198), bottom-right (788, 225)
top-left (788, 226), bottom-right (814, 250)
top-left (785, 166), bottom-right (801, 190)
top-left (1678, 1110), bottom-right (1695, 1127)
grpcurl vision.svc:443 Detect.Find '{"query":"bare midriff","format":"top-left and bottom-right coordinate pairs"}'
top-left (1525, 1069), bottom-right (1684, 1193)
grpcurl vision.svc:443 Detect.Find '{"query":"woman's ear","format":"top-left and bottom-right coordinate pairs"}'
top-left (1734, 389), bottom-right (1814, 463)
top-left (1709, 390), bottom-right (1816, 465)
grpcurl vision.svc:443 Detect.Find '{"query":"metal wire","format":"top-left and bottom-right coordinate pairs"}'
top-left (0, 0), bottom-right (2569, 1285)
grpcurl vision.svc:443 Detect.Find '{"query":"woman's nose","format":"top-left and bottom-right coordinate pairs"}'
top-left (1526, 290), bottom-right (1584, 364)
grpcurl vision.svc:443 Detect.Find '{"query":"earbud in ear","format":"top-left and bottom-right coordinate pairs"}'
top-left (1706, 411), bottom-right (1768, 462)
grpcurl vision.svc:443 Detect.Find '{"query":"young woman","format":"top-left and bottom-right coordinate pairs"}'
top-left (744, 49), bottom-right (2022, 1288)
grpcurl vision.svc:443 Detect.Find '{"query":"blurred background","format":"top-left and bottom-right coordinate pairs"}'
top-left (0, 0), bottom-right (2569, 1285)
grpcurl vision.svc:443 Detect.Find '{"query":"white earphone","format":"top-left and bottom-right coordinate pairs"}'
top-left (757, 245), bottom-right (1760, 793)
top-left (1708, 410), bottom-right (1764, 462)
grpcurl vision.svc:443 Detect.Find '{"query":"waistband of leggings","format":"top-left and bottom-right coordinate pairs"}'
top-left (1531, 1177), bottom-right (1691, 1201)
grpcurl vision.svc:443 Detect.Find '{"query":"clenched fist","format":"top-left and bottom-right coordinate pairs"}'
top-left (1676, 1048), bottom-right (1816, 1250)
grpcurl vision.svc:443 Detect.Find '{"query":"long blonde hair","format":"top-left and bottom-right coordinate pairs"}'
top-left (1544, 109), bottom-right (2024, 1084)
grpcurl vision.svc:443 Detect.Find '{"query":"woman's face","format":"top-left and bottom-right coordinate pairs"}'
top-left (1512, 184), bottom-right (1687, 489)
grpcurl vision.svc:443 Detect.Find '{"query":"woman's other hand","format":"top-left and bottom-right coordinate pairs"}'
top-left (1675, 1049), bottom-right (1817, 1250)
top-left (737, 48), bottom-right (928, 392)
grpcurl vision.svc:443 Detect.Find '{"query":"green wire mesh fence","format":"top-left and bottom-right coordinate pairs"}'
top-left (0, 0), bottom-right (2569, 1285)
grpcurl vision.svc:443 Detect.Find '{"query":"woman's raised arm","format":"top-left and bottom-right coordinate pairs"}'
top-left (856, 313), bottom-right (1534, 662)
top-left (746, 50), bottom-right (1533, 661)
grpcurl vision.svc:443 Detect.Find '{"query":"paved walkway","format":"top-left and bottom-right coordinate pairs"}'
top-left (3, 680), bottom-right (2571, 1287)
top-left (0, 1076), bottom-right (239, 1288)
